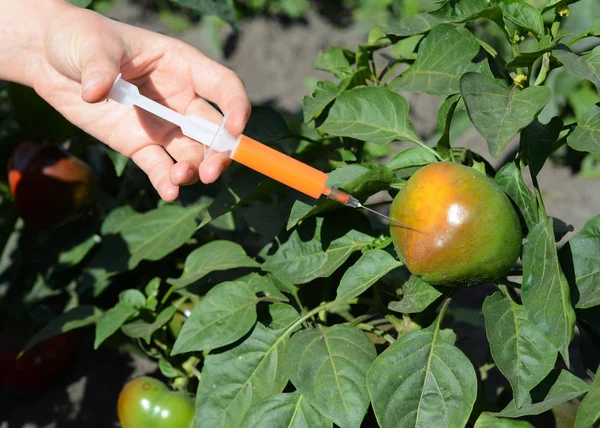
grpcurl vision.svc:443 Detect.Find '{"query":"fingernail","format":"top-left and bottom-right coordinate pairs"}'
top-left (83, 74), bottom-right (105, 93)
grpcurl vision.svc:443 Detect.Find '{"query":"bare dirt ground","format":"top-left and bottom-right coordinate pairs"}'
top-left (1, 1), bottom-right (598, 426)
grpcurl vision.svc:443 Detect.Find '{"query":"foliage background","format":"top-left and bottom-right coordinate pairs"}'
top-left (1, 0), bottom-right (600, 426)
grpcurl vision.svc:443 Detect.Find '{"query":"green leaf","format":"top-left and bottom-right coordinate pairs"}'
top-left (170, 0), bottom-right (237, 29)
top-left (496, 369), bottom-right (590, 417)
top-left (553, 45), bottom-right (600, 92)
top-left (494, 162), bottom-right (538, 230)
top-left (119, 289), bottom-right (146, 307)
top-left (121, 306), bottom-right (177, 344)
top-left (94, 303), bottom-right (137, 349)
top-left (335, 249), bottom-right (403, 304)
top-left (57, 234), bottom-right (100, 268)
top-left (314, 47), bottom-right (355, 79)
top-left (262, 213), bottom-right (374, 284)
top-left (388, 275), bottom-right (443, 314)
top-left (521, 117), bottom-right (563, 177)
top-left (460, 72), bottom-right (551, 158)
top-left (436, 94), bottom-right (462, 161)
top-left (482, 291), bottom-right (557, 408)
top-left (167, 240), bottom-right (259, 288)
top-left (387, 147), bottom-right (438, 172)
top-left (521, 218), bottom-right (576, 367)
top-left (474, 413), bottom-right (534, 427)
top-left (391, 24), bottom-right (491, 97)
top-left (500, 0), bottom-right (545, 38)
top-left (590, 18), bottom-right (600, 36)
top-left (242, 392), bottom-right (332, 428)
top-left (104, 147), bottom-right (129, 177)
top-left (120, 204), bottom-right (205, 269)
top-left (22, 306), bottom-right (100, 353)
top-left (383, 0), bottom-right (502, 37)
top-left (319, 86), bottom-right (420, 145)
top-left (171, 279), bottom-right (259, 355)
top-left (286, 166), bottom-right (395, 230)
top-left (286, 325), bottom-right (377, 428)
top-left (101, 205), bottom-right (137, 235)
top-left (568, 104), bottom-right (600, 155)
top-left (506, 36), bottom-right (561, 68)
top-left (367, 325), bottom-right (477, 428)
top-left (575, 365), bottom-right (600, 428)
top-left (303, 70), bottom-right (368, 122)
top-left (565, 215), bottom-right (600, 309)
top-left (195, 312), bottom-right (297, 427)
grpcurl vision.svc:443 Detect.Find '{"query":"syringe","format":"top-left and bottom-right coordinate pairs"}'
top-left (108, 75), bottom-right (421, 232)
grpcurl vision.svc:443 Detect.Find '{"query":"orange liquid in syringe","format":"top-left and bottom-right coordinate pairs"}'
top-left (231, 135), bottom-right (331, 199)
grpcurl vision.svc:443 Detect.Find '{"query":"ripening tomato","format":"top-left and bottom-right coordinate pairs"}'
top-left (390, 162), bottom-right (522, 287)
top-left (0, 331), bottom-right (75, 394)
top-left (117, 376), bottom-right (195, 428)
top-left (7, 141), bottom-right (99, 229)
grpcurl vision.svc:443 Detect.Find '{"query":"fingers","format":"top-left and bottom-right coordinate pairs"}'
top-left (188, 53), bottom-right (251, 136)
top-left (131, 145), bottom-right (179, 202)
top-left (163, 97), bottom-right (231, 187)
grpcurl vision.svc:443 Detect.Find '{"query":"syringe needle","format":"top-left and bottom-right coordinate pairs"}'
top-left (357, 203), bottom-right (424, 233)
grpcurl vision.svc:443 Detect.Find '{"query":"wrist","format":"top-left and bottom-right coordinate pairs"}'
top-left (0, 0), bottom-right (75, 87)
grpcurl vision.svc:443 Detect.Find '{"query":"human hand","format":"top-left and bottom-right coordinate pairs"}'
top-left (32, 2), bottom-right (251, 201)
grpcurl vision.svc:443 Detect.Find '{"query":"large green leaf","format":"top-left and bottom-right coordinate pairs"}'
top-left (171, 279), bottom-right (260, 355)
top-left (386, 147), bottom-right (438, 172)
top-left (384, 0), bottom-right (502, 37)
top-left (568, 104), bottom-right (600, 155)
top-left (482, 292), bottom-right (557, 408)
top-left (553, 45), bottom-right (600, 92)
top-left (366, 325), bottom-right (477, 428)
top-left (318, 87), bottom-right (420, 145)
top-left (22, 306), bottom-right (100, 353)
top-left (121, 306), bottom-right (177, 344)
top-left (313, 46), bottom-right (355, 79)
top-left (460, 72), bottom-right (551, 158)
top-left (388, 275), bottom-right (443, 314)
top-left (262, 213), bottom-right (373, 284)
top-left (565, 215), bottom-right (600, 309)
top-left (500, 0), bottom-right (545, 38)
top-left (575, 365), bottom-right (600, 428)
top-left (94, 302), bottom-right (138, 349)
top-left (495, 369), bottom-right (590, 417)
top-left (335, 249), bottom-right (402, 304)
top-left (286, 325), bottom-right (377, 428)
top-left (167, 240), bottom-right (259, 288)
top-left (241, 392), bottom-right (332, 428)
top-left (391, 24), bottom-right (490, 97)
top-left (194, 310), bottom-right (299, 428)
top-left (494, 162), bottom-right (538, 231)
top-left (303, 70), bottom-right (368, 122)
top-left (521, 218), bottom-right (576, 366)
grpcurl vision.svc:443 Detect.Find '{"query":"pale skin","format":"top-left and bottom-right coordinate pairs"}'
top-left (0, 0), bottom-right (251, 201)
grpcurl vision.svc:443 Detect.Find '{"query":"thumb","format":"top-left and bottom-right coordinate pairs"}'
top-left (80, 43), bottom-right (123, 103)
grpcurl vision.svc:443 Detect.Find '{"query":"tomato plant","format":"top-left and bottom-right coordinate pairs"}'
top-left (4, 0), bottom-right (600, 427)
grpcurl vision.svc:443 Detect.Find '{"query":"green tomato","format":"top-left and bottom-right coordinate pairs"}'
top-left (117, 376), bottom-right (194, 428)
top-left (168, 302), bottom-right (194, 338)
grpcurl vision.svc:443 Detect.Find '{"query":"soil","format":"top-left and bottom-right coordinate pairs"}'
top-left (1, 1), bottom-right (598, 426)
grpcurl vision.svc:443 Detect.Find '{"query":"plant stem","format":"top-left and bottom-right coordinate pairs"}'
top-left (355, 323), bottom-right (396, 344)
top-left (160, 284), bottom-right (177, 306)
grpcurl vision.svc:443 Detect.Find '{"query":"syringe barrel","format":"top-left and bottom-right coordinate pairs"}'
top-left (230, 135), bottom-right (329, 199)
